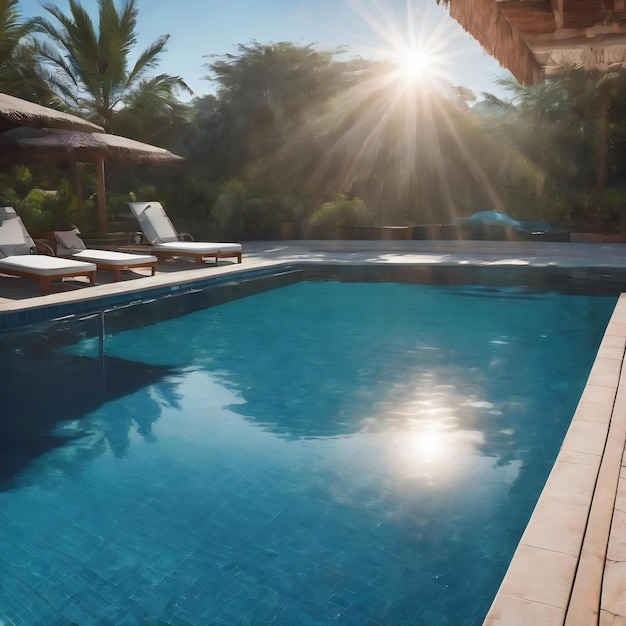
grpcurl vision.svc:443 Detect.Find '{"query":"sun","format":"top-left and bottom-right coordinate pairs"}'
top-left (398, 47), bottom-right (433, 83)
top-left (344, 0), bottom-right (464, 93)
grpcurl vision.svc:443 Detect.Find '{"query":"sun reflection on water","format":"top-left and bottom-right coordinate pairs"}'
top-left (359, 371), bottom-right (497, 486)
top-left (404, 427), bottom-right (449, 463)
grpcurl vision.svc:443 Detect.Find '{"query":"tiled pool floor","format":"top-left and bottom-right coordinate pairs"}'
top-left (2, 239), bottom-right (626, 625)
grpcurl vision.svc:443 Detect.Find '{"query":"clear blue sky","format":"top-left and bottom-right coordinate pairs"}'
top-left (17, 0), bottom-right (512, 101)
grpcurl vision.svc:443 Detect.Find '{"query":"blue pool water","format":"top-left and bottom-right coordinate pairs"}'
top-left (0, 281), bottom-right (616, 625)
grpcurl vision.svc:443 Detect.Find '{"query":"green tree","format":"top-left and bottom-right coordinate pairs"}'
top-left (207, 40), bottom-right (342, 128)
top-left (565, 70), bottom-right (626, 222)
top-left (477, 76), bottom-right (586, 221)
top-left (479, 69), bottom-right (626, 226)
top-left (29, 0), bottom-right (190, 132)
top-left (199, 41), bottom-right (351, 174)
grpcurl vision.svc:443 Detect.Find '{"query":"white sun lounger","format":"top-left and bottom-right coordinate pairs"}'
top-left (54, 230), bottom-right (158, 281)
top-left (126, 201), bottom-right (242, 265)
top-left (0, 207), bottom-right (96, 294)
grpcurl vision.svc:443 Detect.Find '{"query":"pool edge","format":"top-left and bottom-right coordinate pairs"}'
top-left (484, 293), bottom-right (626, 626)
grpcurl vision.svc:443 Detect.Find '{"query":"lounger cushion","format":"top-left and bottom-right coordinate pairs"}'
top-left (127, 202), bottom-right (178, 243)
top-left (72, 249), bottom-right (157, 265)
top-left (152, 241), bottom-right (242, 254)
top-left (0, 254), bottom-right (96, 276)
top-left (55, 230), bottom-right (87, 251)
top-left (0, 207), bottom-right (36, 257)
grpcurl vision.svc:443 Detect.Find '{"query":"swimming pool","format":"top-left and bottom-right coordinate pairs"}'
top-left (0, 279), bottom-right (616, 624)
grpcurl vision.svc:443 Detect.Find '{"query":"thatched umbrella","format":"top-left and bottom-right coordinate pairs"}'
top-left (0, 92), bottom-right (104, 133)
top-left (0, 129), bottom-right (184, 235)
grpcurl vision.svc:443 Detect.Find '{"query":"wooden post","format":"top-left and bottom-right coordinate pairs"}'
top-left (96, 157), bottom-right (107, 235)
top-left (74, 163), bottom-right (84, 216)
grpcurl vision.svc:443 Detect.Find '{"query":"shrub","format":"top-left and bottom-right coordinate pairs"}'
top-left (16, 181), bottom-right (77, 233)
top-left (599, 187), bottom-right (626, 225)
top-left (309, 194), bottom-right (374, 227)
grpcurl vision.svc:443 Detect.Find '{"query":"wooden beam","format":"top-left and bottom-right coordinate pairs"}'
top-left (74, 163), bottom-right (84, 217)
top-left (527, 30), bottom-right (626, 49)
top-left (96, 158), bottom-right (107, 236)
top-left (552, 0), bottom-right (565, 28)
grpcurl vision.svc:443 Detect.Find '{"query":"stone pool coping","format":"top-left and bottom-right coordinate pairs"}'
top-left (2, 238), bottom-right (626, 625)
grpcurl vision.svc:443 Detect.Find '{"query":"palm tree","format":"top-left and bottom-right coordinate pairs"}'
top-left (0, 0), bottom-right (53, 101)
top-left (29, 0), bottom-right (190, 131)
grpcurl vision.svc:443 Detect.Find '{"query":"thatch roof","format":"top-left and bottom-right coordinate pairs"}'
top-left (0, 129), bottom-right (184, 166)
top-left (439, 0), bottom-right (626, 85)
top-left (439, 0), bottom-right (540, 85)
top-left (0, 93), bottom-right (104, 133)
top-left (0, 128), bottom-right (184, 236)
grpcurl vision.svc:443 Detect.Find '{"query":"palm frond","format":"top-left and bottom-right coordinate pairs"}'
top-left (0, 0), bottom-right (33, 63)
top-left (30, 38), bottom-right (80, 90)
top-left (126, 35), bottom-right (169, 86)
top-left (480, 92), bottom-right (516, 113)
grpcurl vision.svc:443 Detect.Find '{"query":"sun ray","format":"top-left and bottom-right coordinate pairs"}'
top-left (258, 0), bottom-right (514, 226)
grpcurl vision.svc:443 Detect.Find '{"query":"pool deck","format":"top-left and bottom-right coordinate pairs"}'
top-left (1, 239), bottom-right (626, 626)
